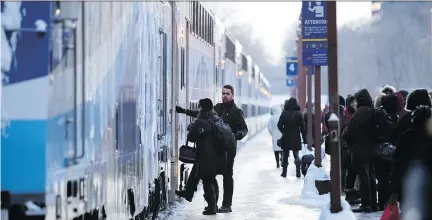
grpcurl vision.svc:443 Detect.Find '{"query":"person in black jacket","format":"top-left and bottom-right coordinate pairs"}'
top-left (175, 85), bottom-right (247, 213)
top-left (374, 93), bottom-right (399, 210)
top-left (277, 98), bottom-right (307, 178)
top-left (343, 89), bottom-right (377, 213)
top-left (186, 98), bottom-right (227, 215)
top-left (390, 89), bottom-right (432, 146)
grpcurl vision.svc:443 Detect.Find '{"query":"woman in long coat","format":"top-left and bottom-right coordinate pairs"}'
top-left (277, 98), bottom-right (307, 178)
top-left (268, 104), bottom-right (284, 168)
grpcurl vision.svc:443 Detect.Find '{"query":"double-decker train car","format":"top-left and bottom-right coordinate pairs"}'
top-left (1, 1), bottom-right (271, 220)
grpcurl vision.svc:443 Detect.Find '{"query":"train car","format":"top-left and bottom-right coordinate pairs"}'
top-left (1, 1), bottom-right (271, 220)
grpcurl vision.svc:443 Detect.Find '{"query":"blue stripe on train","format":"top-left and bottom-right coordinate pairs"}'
top-left (1, 120), bottom-right (47, 193)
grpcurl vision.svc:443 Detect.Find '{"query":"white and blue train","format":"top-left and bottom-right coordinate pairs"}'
top-left (1, 1), bottom-right (271, 220)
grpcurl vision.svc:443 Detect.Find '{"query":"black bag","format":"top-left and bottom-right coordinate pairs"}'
top-left (179, 140), bottom-right (196, 164)
top-left (370, 107), bottom-right (394, 144)
top-left (211, 120), bottom-right (234, 151)
top-left (379, 143), bottom-right (395, 161)
top-left (277, 138), bottom-right (282, 147)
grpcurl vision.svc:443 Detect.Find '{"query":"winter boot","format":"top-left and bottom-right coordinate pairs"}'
top-left (218, 206), bottom-right (232, 213)
top-left (175, 190), bottom-right (192, 202)
top-left (203, 188), bottom-right (217, 215)
top-left (296, 169), bottom-right (301, 178)
top-left (295, 160), bottom-right (301, 178)
top-left (345, 188), bottom-right (361, 205)
top-left (281, 166), bottom-right (287, 178)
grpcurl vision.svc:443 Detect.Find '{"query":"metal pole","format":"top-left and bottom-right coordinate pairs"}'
top-left (327, 1), bottom-right (342, 213)
top-left (306, 67), bottom-right (313, 149)
top-left (314, 66), bottom-right (322, 167)
top-left (298, 25), bottom-right (306, 112)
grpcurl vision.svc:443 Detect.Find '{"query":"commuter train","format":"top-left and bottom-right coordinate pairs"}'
top-left (1, 1), bottom-right (271, 220)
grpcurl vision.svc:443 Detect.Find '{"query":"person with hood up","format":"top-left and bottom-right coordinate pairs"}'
top-left (267, 104), bottom-right (284, 168)
top-left (398, 89), bottom-right (409, 105)
top-left (391, 105), bottom-right (432, 206)
top-left (185, 98), bottom-right (228, 215)
top-left (341, 95), bottom-right (361, 204)
top-left (380, 85), bottom-right (397, 95)
top-left (342, 89), bottom-right (378, 213)
top-left (277, 98), bottom-right (307, 178)
top-left (375, 93), bottom-right (399, 210)
top-left (389, 89), bottom-right (432, 146)
top-left (395, 91), bottom-right (410, 119)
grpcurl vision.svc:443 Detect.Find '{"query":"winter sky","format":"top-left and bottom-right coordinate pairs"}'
top-left (207, 2), bottom-right (371, 65)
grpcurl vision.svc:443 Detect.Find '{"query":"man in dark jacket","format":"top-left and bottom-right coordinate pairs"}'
top-left (186, 98), bottom-right (227, 215)
top-left (175, 85), bottom-right (248, 213)
top-left (343, 89), bottom-right (377, 213)
top-left (277, 98), bottom-right (307, 178)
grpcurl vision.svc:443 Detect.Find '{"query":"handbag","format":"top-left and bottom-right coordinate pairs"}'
top-left (380, 143), bottom-right (396, 161)
top-left (277, 138), bottom-right (282, 147)
top-left (179, 139), bottom-right (196, 164)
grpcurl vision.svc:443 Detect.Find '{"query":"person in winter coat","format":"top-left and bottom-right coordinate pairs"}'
top-left (342, 89), bottom-right (377, 213)
top-left (268, 104), bottom-right (284, 168)
top-left (389, 89), bottom-right (432, 146)
top-left (342, 95), bottom-right (361, 204)
top-left (374, 93), bottom-right (386, 108)
top-left (185, 98), bottom-right (228, 215)
top-left (398, 89), bottom-right (409, 105)
top-left (391, 105), bottom-right (432, 206)
top-left (321, 105), bottom-right (330, 135)
top-left (374, 93), bottom-right (399, 210)
top-left (277, 98), bottom-right (307, 178)
top-left (400, 106), bottom-right (432, 219)
top-left (176, 85), bottom-right (247, 213)
top-left (395, 91), bottom-right (410, 118)
top-left (380, 85), bottom-right (397, 95)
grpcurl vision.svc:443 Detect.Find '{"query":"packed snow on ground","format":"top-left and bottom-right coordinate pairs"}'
top-left (319, 200), bottom-right (357, 220)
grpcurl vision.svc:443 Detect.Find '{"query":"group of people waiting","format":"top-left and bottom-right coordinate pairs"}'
top-left (268, 85), bottom-right (432, 216)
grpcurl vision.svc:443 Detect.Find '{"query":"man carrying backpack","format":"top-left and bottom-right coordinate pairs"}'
top-left (175, 85), bottom-right (248, 213)
top-left (343, 89), bottom-right (387, 213)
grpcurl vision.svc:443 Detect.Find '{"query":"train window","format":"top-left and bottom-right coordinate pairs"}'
top-left (225, 36), bottom-right (235, 63)
top-left (204, 12), bottom-right (210, 43)
top-left (180, 46), bottom-right (185, 89)
top-left (199, 4), bottom-right (203, 39)
top-left (241, 54), bottom-right (247, 71)
top-left (160, 30), bottom-right (168, 135)
top-left (192, 1), bottom-right (197, 34)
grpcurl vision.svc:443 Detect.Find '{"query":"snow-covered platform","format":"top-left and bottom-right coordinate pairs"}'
top-left (163, 131), bottom-right (384, 220)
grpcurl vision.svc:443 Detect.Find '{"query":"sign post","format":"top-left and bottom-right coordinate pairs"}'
top-left (326, 1), bottom-right (343, 213)
top-left (302, 0), bottom-right (327, 168)
top-left (285, 57), bottom-right (298, 94)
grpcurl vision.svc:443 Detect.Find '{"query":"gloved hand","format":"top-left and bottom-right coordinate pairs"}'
top-left (176, 106), bottom-right (186, 114)
top-left (235, 131), bottom-right (246, 140)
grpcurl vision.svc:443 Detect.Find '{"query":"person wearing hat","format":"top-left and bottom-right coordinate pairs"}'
top-left (175, 85), bottom-right (248, 213)
top-left (183, 98), bottom-right (229, 215)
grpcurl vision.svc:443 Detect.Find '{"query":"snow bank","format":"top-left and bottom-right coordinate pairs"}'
top-left (319, 200), bottom-right (357, 220)
top-left (299, 163), bottom-right (331, 207)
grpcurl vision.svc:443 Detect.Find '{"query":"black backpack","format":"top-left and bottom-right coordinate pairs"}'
top-left (211, 120), bottom-right (235, 152)
top-left (370, 107), bottom-right (394, 144)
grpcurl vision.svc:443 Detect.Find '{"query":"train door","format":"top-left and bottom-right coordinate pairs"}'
top-left (177, 18), bottom-right (190, 192)
top-left (47, 2), bottom-right (87, 219)
top-left (157, 27), bottom-right (169, 207)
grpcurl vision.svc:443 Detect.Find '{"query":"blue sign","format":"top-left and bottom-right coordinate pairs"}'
top-left (301, 1), bottom-right (328, 66)
top-left (286, 57), bottom-right (298, 76)
top-left (286, 77), bottom-right (296, 87)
